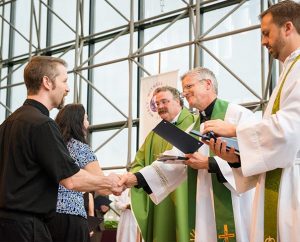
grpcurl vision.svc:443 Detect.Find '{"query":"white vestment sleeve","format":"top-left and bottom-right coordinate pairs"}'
top-left (215, 103), bottom-right (259, 193)
top-left (215, 156), bottom-right (259, 194)
top-left (139, 147), bottom-right (187, 204)
top-left (237, 60), bottom-right (300, 176)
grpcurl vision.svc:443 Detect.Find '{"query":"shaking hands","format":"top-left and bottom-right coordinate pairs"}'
top-left (104, 172), bottom-right (138, 196)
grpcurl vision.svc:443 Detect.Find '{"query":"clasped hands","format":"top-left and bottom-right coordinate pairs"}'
top-left (106, 172), bottom-right (138, 196)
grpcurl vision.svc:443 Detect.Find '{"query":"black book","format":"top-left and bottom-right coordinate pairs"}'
top-left (153, 120), bottom-right (203, 154)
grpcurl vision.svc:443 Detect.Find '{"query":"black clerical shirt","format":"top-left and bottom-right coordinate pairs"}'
top-left (0, 99), bottom-right (79, 218)
top-left (201, 98), bottom-right (240, 183)
top-left (200, 98), bottom-right (228, 183)
top-left (199, 98), bottom-right (216, 122)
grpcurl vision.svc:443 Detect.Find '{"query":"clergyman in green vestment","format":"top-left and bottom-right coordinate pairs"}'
top-left (120, 68), bottom-right (256, 242)
top-left (130, 86), bottom-right (196, 242)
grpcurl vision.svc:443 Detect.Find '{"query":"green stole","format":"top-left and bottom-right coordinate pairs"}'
top-left (264, 54), bottom-right (300, 241)
top-left (188, 99), bottom-right (236, 241)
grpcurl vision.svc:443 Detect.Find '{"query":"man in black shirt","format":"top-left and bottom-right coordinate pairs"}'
top-left (0, 56), bottom-right (123, 242)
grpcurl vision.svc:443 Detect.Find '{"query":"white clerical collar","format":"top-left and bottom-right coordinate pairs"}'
top-left (200, 110), bottom-right (207, 117)
top-left (171, 111), bottom-right (181, 124)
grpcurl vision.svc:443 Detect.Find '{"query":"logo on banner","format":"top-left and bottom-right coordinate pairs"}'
top-left (145, 81), bottom-right (163, 118)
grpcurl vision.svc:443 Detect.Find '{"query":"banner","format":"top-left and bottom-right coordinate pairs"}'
top-left (139, 70), bottom-right (178, 146)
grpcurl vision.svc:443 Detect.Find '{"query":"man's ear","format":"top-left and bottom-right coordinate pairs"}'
top-left (42, 76), bottom-right (52, 90)
top-left (205, 79), bottom-right (213, 90)
top-left (284, 21), bottom-right (293, 36)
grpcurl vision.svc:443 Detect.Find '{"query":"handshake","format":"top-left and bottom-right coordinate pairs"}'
top-left (105, 172), bottom-right (139, 196)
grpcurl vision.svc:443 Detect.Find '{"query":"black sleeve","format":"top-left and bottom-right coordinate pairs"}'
top-left (228, 157), bottom-right (241, 168)
top-left (134, 172), bottom-right (152, 194)
top-left (208, 157), bottom-right (227, 183)
top-left (34, 121), bottom-right (80, 183)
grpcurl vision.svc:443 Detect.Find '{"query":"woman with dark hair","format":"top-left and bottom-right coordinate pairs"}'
top-left (47, 104), bottom-right (103, 242)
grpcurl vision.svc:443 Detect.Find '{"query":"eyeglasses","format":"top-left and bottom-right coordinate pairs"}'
top-left (155, 99), bottom-right (170, 107)
top-left (182, 83), bottom-right (196, 92)
top-left (182, 79), bottom-right (207, 92)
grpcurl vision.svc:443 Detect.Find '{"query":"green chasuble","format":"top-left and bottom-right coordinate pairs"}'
top-left (130, 107), bottom-right (196, 242)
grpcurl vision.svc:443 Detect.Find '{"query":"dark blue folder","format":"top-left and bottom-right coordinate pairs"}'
top-left (153, 120), bottom-right (203, 153)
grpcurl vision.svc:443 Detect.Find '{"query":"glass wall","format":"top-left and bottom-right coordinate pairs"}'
top-left (0, 0), bottom-right (274, 173)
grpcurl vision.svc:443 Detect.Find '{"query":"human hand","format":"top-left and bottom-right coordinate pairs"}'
top-left (184, 152), bottom-right (209, 170)
top-left (208, 137), bottom-right (240, 163)
top-left (98, 188), bottom-right (112, 196)
top-left (203, 119), bottom-right (237, 137)
top-left (118, 172), bottom-right (138, 188)
top-left (107, 173), bottom-right (126, 196)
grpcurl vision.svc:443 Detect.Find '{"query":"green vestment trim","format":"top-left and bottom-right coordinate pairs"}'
top-left (130, 107), bottom-right (196, 242)
top-left (210, 99), bottom-right (236, 241)
top-left (264, 54), bottom-right (300, 241)
top-left (188, 99), bottom-right (236, 241)
top-left (187, 117), bottom-right (200, 238)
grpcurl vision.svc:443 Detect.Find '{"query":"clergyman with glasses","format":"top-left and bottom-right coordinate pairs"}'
top-left (121, 67), bottom-right (257, 242)
top-left (130, 86), bottom-right (197, 242)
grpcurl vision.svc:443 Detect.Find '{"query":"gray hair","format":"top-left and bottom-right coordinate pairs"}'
top-left (153, 86), bottom-right (183, 107)
top-left (181, 67), bottom-right (218, 94)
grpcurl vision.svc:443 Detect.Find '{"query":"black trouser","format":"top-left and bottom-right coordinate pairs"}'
top-left (47, 213), bottom-right (90, 242)
top-left (0, 210), bottom-right (52, 242)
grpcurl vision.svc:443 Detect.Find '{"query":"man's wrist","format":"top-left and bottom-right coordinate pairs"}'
top-left (126, 172), bottom-right (138, 187)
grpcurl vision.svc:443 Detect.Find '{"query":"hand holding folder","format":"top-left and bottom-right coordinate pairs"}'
top-left (189, 129), bottom-right (240, 155)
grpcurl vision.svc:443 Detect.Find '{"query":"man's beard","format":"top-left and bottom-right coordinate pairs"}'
top-left (268, 34), bottom-right (285, 60)
top-left (51, 82), bottom-right (66, 110)
top-left (57, 97), bottom-right (65, 110)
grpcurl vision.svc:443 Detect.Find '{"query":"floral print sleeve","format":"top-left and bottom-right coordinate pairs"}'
top-left (67, 138), bottom-right (97, 168)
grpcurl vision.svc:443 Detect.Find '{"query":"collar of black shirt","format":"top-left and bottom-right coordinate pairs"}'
top-left (24, 99), bottom-right (50, 116)
top-left (200, 98), bottom-right (217, 121)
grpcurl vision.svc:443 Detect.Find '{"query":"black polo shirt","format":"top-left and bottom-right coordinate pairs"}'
top-left (0, 99), bottom-right (80, 218)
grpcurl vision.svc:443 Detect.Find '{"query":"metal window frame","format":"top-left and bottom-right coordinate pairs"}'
top-left (0, 0), bottom-right (276, 171)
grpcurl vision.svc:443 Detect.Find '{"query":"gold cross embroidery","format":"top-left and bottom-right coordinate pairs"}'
top-left (189, 229), bottom-right (196, 241)
top-left (218, 224), bottom-right (235, 242)
top-left (264, 236), bottom-right (276, 242)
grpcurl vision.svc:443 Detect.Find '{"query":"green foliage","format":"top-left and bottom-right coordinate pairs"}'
top-left (104, 220), bottom-right (118, 229)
